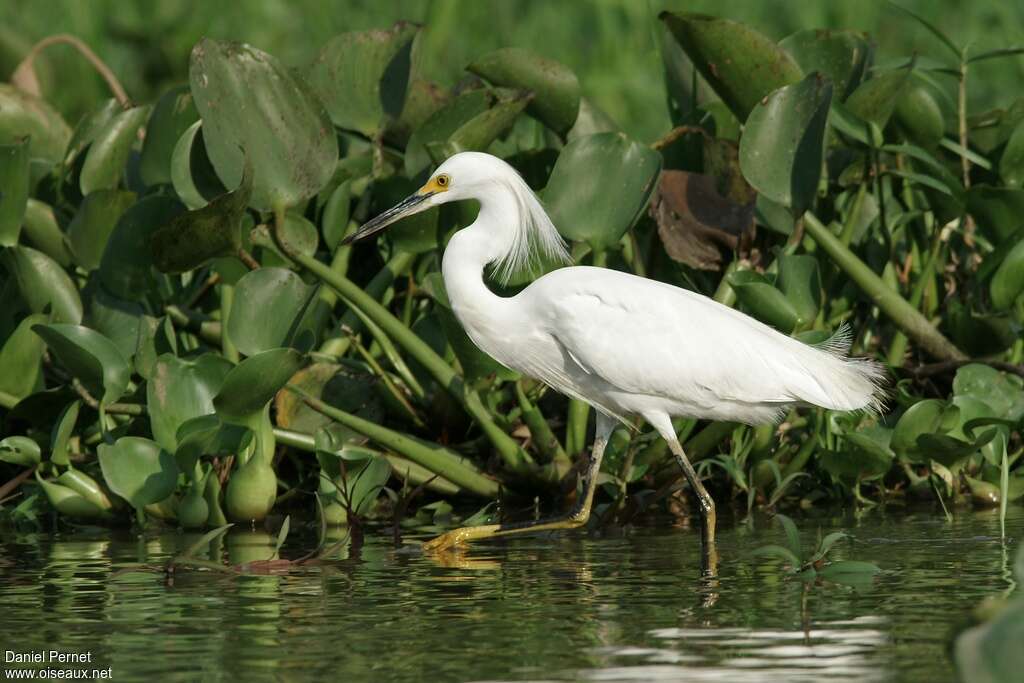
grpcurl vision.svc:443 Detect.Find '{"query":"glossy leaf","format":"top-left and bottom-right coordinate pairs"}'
top-left (543, 132), bottom-right (662, 251)
top-left (779, 29), bottom-right (872, 101)
top-left (32, 323), bottom-right (130, 405)
top-left (894, 78), bottom-right (947, 149)
top-left (175, 415), bottom-right (251, 477)
top-left (65, 189), bottom-right (137, 271)
top-left (307, 23), bottom-right (419, 137)
top-left (1, 245), bottom-right (82, 324)
top-left (139, 85), bottom-right (199, 187)
top-left (148, 353), bottom-right (234, 452)
top-left (36, 474), bottom-right (110, 519)
top-left (79, 104), bottom-right (150, 195)
top-left (953, 364), bottom-right (1024, 422)
top-left (49, 400), bottom-right (80, 467)
top-left (169, 120), bottom-right (225, 210)
top-left (0, 435), bottom-right (41, 467)
top-left (845, 67), bottom-right (911, 129)
top-left (660, 12), bottom-right (803, 122)
top-left (100, 195), bottom-right (186, 301)
top-left (0, 313), bottom-right (46, 400)
top-left (468, 47), bottom-right (580, 135)
top-left (21, 199), bottom-right (72, 266)
top-left (213, 348), bottom-right (304, 424)
top-left (0, 137), bottom-right (30, 246)
top-left (151, 157), bottom-right (251, 273)
top-left (0, 83), bottom-right (71, 176)
top-left (777, 254), bottom-right (822, 327)
top-left (442, 90), bottom-right (532, 157)
top-left (405, 89), bottom-right (493, 177)
top-left (990, 238), bottom-right (1024, 311)
top-left (87, 286), bottom-right (144, 361)
top-left (134, 315), bottom-right (178, 380)
top-left (728, 270), bottom-right (800, 333)
top-left (739, 73), bottom-right (832, 217)
top-left (227, 268), bottom-right (321, 356)
top-left (98, 436), bottom-right (180, 508)
top-left (891, 399), bottom-right (948, 456)
top-left (189, 38), bottom-right (337, 210)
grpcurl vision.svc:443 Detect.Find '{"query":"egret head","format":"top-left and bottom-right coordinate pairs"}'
top-left (342, 153), bottom-right (570, 282)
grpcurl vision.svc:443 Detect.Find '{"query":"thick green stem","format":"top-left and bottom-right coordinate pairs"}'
top-left (287, 385), bottom-right (499, 498)
top-left (220, 284), bottom-right (239, 363)
top-left (515, 381), bottom-right (569, 467)
top-left (803, 212), bottom-right (966, 361)
top-left (272, 211), bottom-right (531, 473)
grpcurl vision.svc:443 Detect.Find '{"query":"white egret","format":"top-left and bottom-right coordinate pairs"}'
top-left (345, 152), bottom-right (885, 565)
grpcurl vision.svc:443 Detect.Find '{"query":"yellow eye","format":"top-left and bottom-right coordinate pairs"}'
top-left (435, 174), bottom-right (450, 188)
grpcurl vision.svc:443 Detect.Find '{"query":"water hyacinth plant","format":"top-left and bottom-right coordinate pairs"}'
top-left (1, 6), bottom-right (1024, 537)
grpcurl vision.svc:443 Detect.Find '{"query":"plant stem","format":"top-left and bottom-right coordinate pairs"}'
top-left (515, 381), bottom-right (569, 468)
top-left (220, 284), bottom-right (239, 363)
top-left (803, 212), bottom-right (966, 361)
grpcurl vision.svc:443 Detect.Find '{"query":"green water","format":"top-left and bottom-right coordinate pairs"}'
top-left (1, 506), bottom-right (1018, 682)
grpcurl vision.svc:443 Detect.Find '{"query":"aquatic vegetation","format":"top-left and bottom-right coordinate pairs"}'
top-left (752, 513), bottom-right (881, 583)
top-left (1, 5), bottom-right (1024, 537)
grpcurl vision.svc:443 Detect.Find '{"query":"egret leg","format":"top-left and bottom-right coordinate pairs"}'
top-left (667, 436), bottom-right (718, 575)
top-left (423, 414), bottom-right (616, 552)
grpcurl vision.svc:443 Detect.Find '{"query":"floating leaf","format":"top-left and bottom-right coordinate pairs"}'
top-left (151, 157), bottom-right (251, 273)
top-left (79, 104), bottom-right (149, 195)
top-left (0, 137), bottom-right (29, 246)
top-left (307, 22), bottom-right (419, 137)
top-left (739, 73), bottom-right (832, 217)
top-left (227, 268), bottom-right (320, 356)
top-left (779, 29), bottom-right (872, 101)
top-left (98, 436), bottom-right (180, 508)
top-left (544, 132), bottom-right (661, 251)
top-left (189, 38), bottom-right (337, 210)
top-left (148, 353), bottom-right (234, 452)
top-left (65, 189), bottom-right (137, 271)
top-left (36, 474), bottom-right (110, 519)
top-left (0, 313), bottom-right (46, 400)
top-left (32, 323), bottom-right (130, 405)
top-left (139, 85), bottom-right (199, 187)
top-left (660, 12), bottom-right (803, 122)
top-left (468, 47), bottom-right (580, 135)
top-left (213, 348), bottom-right (304, 425)
top-left (891, 398), bottom-right (947, 455)
top-left (953, 364), bottom-right (1024, 422)
top-left (1, 245), bottom-right (82, 324)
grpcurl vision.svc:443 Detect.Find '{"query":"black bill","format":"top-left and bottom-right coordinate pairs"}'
top-left (341, 192), bottom-right (434, 245)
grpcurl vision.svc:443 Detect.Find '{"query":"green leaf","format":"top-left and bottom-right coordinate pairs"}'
top-left (1, 246), bottom-right (82, 324)
top-left (891, 398), bottom-right (947, 455)
top-left (809, 531), bottom-right (849, 564)
top-left (443, 90), bottom-right (532, 156)
top-left (32, 323), bottom-right (130, 405)
top-left (139, 85), bottom-right (199, 187)
top-left (0, 137), bottom-right (30, 246)
top-left (369, 176), bottom-right (439, 254)
top-left (100, 195), bottom-right (186, 301)
top-left (189, 38), bottom-right (337, 210)
top-left (134, 315), bottom-right (177, 380)
top-left (36, 474), bottom-right (110, 519)
top-left (151, 157), bottom-right (251, 273)
top-left (543, 132), bottom-right (661, 251)
top-left (775, 513), bottom-right (802, 558)
top-left (660, 12), bottom-right (803, 122)
top-left (728, 270), bottom-right (801, 333)
top-left (885, 1), bottom-right (960, 60)
top-left (98, 436), bottom-right (179, 508)
top-left (845, 67), bottom-right (912, 129)
top-left (63, 99), bottom-right (121, 170)
top-left (274, 362), bottom-right (382, 439)
top-left (79, 104), bottom-right (150, 195)
top-left (779, 29), bottom-right (873, 101)
top-left (991, 238), bottom-right (1024, 311)
top-left (468, 47), bottom-right (581, 136)
top-left (751, 543), bottom-right (801, 567)
top-left (0, 313), bottom-right (46, 400)
top-left (66, 189), bottom-right (138, 271)
top-left (777, 254), bottom-right (822, 328)
top-left (175, 415), bottom-right (251, 477)
top-left (0, 435), bottom-right (40, 467)
top-left (0, 83), bottom-right (71, 179)
top-left (404, 88), bottom-right (494, 177)
top-left (213, 348), bottom-right (304, 425)
top-left (955, 588), bottom-right (1024, 683)
top-left (740, 73), bottom-right (832, 217)
top-left (894, 78), bottom-right (948, 149)
top-left (966, 186), bottom-right (1024, 245)
top-left (169, 120), bottom-right (225, 210)
top-left (307, 22), bottom-right (419, 137)
top-left (953, 364), bottom-right (1024, 422)
top-left (21, 199), bottom-right (72, 266)
top-left (227, 268), bottom-right (321, 356)
top-left (49, 400), bottom-right (80, 467)
top-left (148, 353), bottom-right (234, 452)
top-left (87, 286), bottom-right (144, 361)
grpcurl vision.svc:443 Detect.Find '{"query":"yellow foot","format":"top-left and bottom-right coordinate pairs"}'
top-left (422, 523), bottom-right (500, 552)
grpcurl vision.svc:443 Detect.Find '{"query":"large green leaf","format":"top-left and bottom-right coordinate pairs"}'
top-left (151, 157), bottom-right (251, 273)
top-left (169, 120), bottom-right (225, 210)
top-left (32, 323), bottom-right (130, 405)
top-left (967, 186), bottom-right (1024, 245)
top-left (660, 12), bottom-right (803, 122)
top-left (213, 348), bottom-right (304, 424)
top-left (0, 137), bottom-right (29, 246)
top-left (543, 132), bottom-right (661, 251)
top-left (65, 189), bottom-right (137, 271)
top-left (845, 67), bottom-right (911, 129)
top-left (468, 47), bottom-right (580, 135)
top-left (100, 195), bottom-right (186, 301)
top-left (139, 85), bottom-right (200, 187)
top-left (405, 89), bottom-right (492, 177)
top-left (147, 353), bottom-right (233, 452)
top-left (21, 199), bottom-right (72, 266)
top-left (739, 73), bottom-right (832, 217)
top-left (0, 83), bottom-right (71, 178)
top-left (274, 362), bottom-right (382, 439)
top-left (87, 287), bottom-right (144, 361)
top-left (990, 238), bottom-right (1024, 311)
top-left (227, 268), bottom-right (320, 356)
top-left (440, 90), bottom-right (532, 158)
top-left (891, 398), bottom-right (951, 457)
top-left (728, 270), bottom-right (801, 333)
top-left (0, 313), bottom-right (46, 400)
top-left (1, 245), bottom-right (82, 324)
top-left (955, 586), bottom-right (1024, 683)
top-left (307, 23), bottom-right (419, 137)
top-left (777, 254), bottom-right (822, 328)
top-left (0, 435), bottom-right (41, 467)
top-left (79, 104), bottom-right (150, 195)
top-left (98, 436), bottom-right (179, 508)
top-left (894, 77), bottom-right (948, 149)
top-left (189, 38), bottom-right (337, 210)
top-left (953, 364), bottom-right (1024, 422)
top-left (779, 29), bottom-right (872, 101)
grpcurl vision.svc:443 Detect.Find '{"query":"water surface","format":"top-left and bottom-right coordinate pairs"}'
top-left (1, 506), bottom-right (1018, 682)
